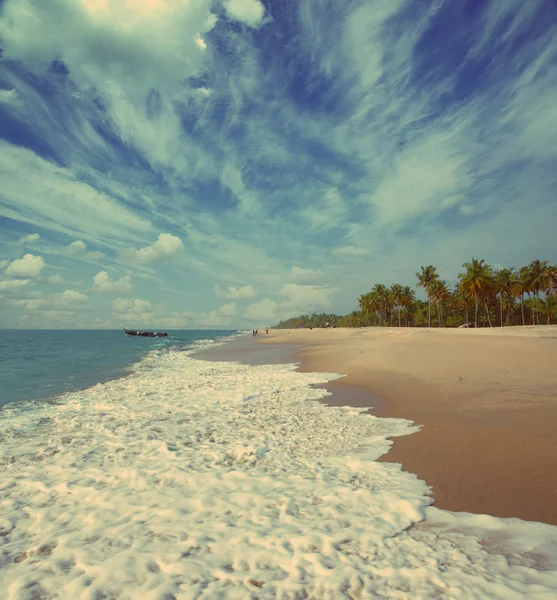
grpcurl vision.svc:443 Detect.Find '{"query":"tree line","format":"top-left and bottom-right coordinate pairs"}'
top-left (274, 259), bottom-right (557, 329)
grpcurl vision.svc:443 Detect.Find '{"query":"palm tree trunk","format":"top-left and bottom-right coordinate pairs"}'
top-left (474, 294), bottom-right (479, 328)
top-left (428, 297), bottom-right (431, 328)
top-left (484, 301), bottom-right (493, 327)
top-left (398, 309), bottom-right (401, 327)
top-left (500, 296), bottom-right (503, 327)
top-left (521, 293), bottom-right (525, 325)
top-left (437, 301), bottom-right (442, 327)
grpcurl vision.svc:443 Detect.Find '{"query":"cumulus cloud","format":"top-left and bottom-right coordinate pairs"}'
top-left (0, 279), bottom-right (31, 291)
top-left (243, 298), bottom-right (278, 321)
top-left (223, 0), bottom-right (265, 27)
top-left (0, 0), bottom-right (217, 98)
top-left (10, 289), bottom-right (88, 311)
top-left (18, 232), bottom-right (40, 244)
top-left (214, 284), bottom-right (258, 300)
top-left (66, 240), bottom-right (87, 254)
top-left (217, 302), bottom-right (237, 317)
top-left (124, 233), bottom-right (184, 263)
top-left (5, 254), bottom-right (45, 278)
top-left (60, 289), bottom-right (88, 303)
top-left (64, 240), bottom-right (105, 260)
top-left (112, 298), bottom-right (152, 313)
top-left (92, 271), bottom-right (133, 293)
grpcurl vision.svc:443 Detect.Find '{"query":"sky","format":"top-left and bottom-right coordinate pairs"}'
top-left (1, 0), bottom-right (556, 329)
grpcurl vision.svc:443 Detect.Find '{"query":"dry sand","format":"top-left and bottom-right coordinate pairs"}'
top-left (255, 326), bottom-right (557, 525)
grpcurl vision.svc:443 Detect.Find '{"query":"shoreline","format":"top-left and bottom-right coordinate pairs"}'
top-left (198, 327), bottom-right (557, 526)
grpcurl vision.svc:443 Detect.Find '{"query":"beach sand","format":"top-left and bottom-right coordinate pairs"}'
top-left (203, 326), bottom-right (557, 525)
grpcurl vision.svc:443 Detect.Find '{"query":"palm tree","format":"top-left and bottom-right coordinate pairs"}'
top-left (495, 268), bottom-right (516, 326)
top-left (516, 266), bottom-right (531, 326)
top-left (546, 265), bottom-right (557, 297)
top-left (390, 283), bottom-right (405, 327)
top-left (527, 260), bottom-right (549, 325)
top-left (416, 265), bottom-right (439, 327)
top-left (542, 295), bottom-right (557, 324)
top-left (371, 284), bottom-right (390, 326)
top-left (400, 286), bottom-right (416, 326)
top-left (430, 279), bottom-right (451, 327)
top-left (458, 258), bottom-right (493, 328)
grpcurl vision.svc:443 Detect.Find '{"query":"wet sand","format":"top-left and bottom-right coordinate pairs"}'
top-left (197, 327), bottom-right (557, 525)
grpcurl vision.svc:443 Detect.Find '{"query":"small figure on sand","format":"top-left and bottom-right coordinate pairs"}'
top-left (265, 327), bottom-right (269, 335)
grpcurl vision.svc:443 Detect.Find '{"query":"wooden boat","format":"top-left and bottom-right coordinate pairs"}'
top-left (124, 328), bottom-right (168, 337)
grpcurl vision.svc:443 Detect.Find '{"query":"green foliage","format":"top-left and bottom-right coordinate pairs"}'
top-left (271, 260), bottom-right (557, 329)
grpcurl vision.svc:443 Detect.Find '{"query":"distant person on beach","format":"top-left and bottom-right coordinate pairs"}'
top-left (265, 327), bottom-right (269, 334)
top-left (255, 329), bottom-right (258, 336)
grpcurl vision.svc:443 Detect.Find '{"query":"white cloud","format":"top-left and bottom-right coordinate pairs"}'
top-left (0, 279), bottom-right (31, 291)
top-left (195, 35), bottom-right (207, 50)
top-left (64, 240), bottom-right (105, 261)
top-left (42, 274), bottom-right (67, 285)
top-left (92, 271), bottom-right (133, 293)
top-left (290, 266), bottom-right (324, 284)
top-left (458, 204), bottom-right (476, 216)
top-left (243, 298), bottom-right (278, 321)
top-left (224, 0), bottom-right (265, 28)
top-left (218, 302), bottom-right (237, 317)
top-left (124, 233), bottom-right (184, 263)
top-left (86, 250), bottom-right (105, 260)
top-left (5, 254), bottom-right (46, 278)
top-left (0, 141), bottom-right (153, 246)
top-left (301, 188), bottom-right (346, 232)
top-left (369, 138), bottom-right (469, 227)
top-left (60, 289), bottom-right (88, 303)
top-left (66, 240), bottom-right (87, 254)
top-left (331, 245), bottom-right (370, 257)
top-left (112, 298), bottom-right (152, 313)
top-left (0, 88), bottom-right (22, 107)
top-left (0, 0), bottom-right (217, 98)
top-left (18, 232), bottom-right (40, 244)
top-left (281, 283), bottom-right (336, 313)
top-left (214, 284), bottom-right (258, 300)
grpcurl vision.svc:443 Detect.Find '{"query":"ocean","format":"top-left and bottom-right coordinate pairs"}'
top-left (1, 330), bottom-right (556, 598)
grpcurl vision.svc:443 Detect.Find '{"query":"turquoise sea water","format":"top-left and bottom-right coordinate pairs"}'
top-left (0, 329), bottom-right (237, 406)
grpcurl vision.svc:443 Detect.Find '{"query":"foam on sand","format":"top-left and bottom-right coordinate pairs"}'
top-left (1, 343), bottom-right (556, 599)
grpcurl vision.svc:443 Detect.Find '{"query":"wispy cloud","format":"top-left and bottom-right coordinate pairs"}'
top-left (1, 0), bottom-right (556, 327)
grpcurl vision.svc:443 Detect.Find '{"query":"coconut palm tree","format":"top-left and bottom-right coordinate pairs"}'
top-left (416, 265), bottom-right (439, 327)
top-left (371, 284), bottom-right (390, 326)
top-left (546, 265), bottom-right (557, 296)
top-left (390, 283), bottom-right (405, 326)
top-left (495, 268), bottom-right (517, 326)
top-left (458, 258), bottom-right (494, 328)
top-left (430, 279), bottom-right (451, 327)
top-left (527, 260), bottom-right (549, 325)
top-left (516, 266), bottom-right (532, 326)
top-left (542, 294), bottom-right (557, 324)
top-left (400, 286), bottom-right (416, 326)
top-left (358, 292), bottom-right (374, 326)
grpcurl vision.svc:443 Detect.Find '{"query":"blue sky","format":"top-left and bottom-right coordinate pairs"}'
top-left (1, 0), bottom-right (556, 329)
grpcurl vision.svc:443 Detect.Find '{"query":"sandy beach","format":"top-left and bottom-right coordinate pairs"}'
top-left (246, 326), bottom-right (557, 525)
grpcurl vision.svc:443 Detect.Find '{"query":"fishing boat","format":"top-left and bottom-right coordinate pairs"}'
top-left (124, 329), bottom-right (168, 337)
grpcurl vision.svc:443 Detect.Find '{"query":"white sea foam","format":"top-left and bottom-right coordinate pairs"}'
top-left (1, 342), bottom-right (556, 599)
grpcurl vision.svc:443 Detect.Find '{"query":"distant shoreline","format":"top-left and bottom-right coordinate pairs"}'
top-left (253, 325), bottom-right (557, 526)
